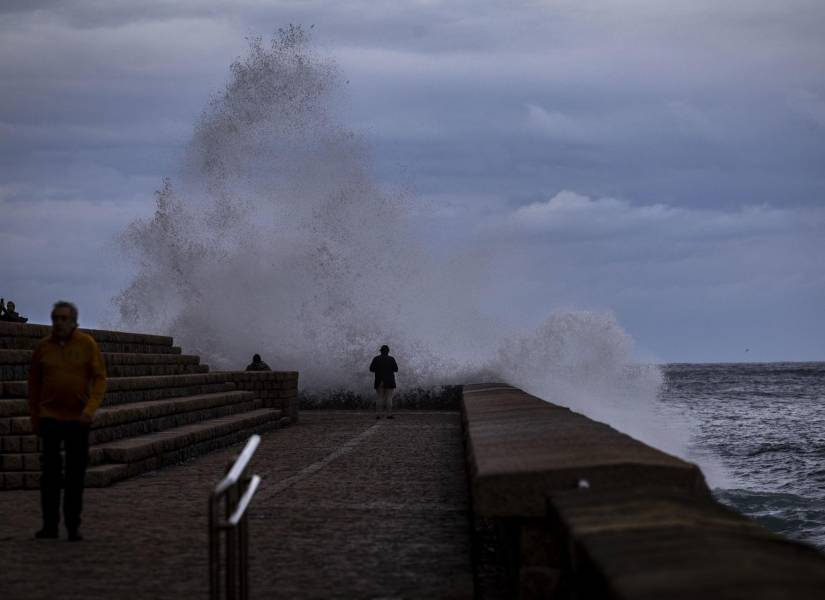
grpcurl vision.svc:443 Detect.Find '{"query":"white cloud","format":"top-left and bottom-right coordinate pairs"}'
top-left (501, 191), bottom-right (794, 241)
top-left (525, 104), bottom-right (591, 142)
top-left (524, 101), bottom-right (724, 145)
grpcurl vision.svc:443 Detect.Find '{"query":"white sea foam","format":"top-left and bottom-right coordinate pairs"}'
top-left (114, 28), bottom-right (696, 461)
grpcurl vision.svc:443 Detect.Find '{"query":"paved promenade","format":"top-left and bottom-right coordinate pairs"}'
top-left (0, 412), bottom-right (474, 599)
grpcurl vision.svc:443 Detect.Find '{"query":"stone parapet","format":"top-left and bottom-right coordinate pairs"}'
top-left (299, 385), bottom-right (462, 411)
top-left (549, 487), bottom-right (825, 599)
top-left (222, 371), bottom-right (299, 423)
top-left (463, 383), bottom-right (707, 518)
top-left (461, 383), bottom-right (825, 599)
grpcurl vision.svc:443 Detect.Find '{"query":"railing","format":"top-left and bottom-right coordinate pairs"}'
top-left (209, 435), bottom-right (262, 600)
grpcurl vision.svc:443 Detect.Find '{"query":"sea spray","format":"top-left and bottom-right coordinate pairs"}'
top-left (114, 27), bottom-right (703, 467)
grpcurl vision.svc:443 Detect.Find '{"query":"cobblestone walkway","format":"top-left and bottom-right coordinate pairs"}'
top-left (0, 411), bottom-right (474, 599)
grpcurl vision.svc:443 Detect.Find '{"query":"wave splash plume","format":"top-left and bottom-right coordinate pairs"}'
top-left (114, 27), bottom-right (681, 457)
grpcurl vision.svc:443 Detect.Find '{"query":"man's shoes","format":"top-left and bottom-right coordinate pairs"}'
top-left (35, 528), bottom-right (58, 540)
top-left (376, 415), bottom-right (382, 419)
top-left (387, 415), bottom-right (395, 419)
top-left (67, 529), bottom-right (83, 542)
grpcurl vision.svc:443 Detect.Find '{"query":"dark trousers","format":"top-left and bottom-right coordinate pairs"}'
top-left (39, 418), bottom-right (90, 531)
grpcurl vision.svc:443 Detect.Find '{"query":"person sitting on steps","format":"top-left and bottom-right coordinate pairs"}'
top-left (369, 345), bottom-right (398, 419)
top-left (245, 353), bottom-right (271, 371)
top-left (1, 299), bottom-right (28, 322)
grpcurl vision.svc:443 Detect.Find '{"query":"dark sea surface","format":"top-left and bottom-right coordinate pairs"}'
top-left (661, 362), bottom-right (825, 550)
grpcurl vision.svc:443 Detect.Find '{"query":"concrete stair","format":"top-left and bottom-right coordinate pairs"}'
top-left (0, 349), bottom-right (208, 379)
top-left (0, 321), bottom-right (178, 353)
top-left (0, 322), bottom-right (298, 490)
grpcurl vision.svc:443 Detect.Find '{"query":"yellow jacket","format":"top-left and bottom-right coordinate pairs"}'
top-left (27, 329), bottom-right (107, 422)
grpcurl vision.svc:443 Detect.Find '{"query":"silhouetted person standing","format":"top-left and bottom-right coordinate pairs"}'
top-left (245, 353), bottom-right (271, 371)
top-left (27, 301), bottom-right (107, 541)
top-left (369, 345), bottom-right (398, 419)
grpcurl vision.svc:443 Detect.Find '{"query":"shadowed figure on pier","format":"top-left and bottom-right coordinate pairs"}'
top-left (245, 353), bottom-right (271, 372)
top-left (369, 345), bottom-right (398, 419)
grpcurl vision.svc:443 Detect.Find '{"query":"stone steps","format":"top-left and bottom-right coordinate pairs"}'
top-left (1, 372), bottom-right (240, 408)
top-left (0, 337), bottom-right (183, 354)
top-left (1, 397), bottom-right (269, 471)
top-left (86, 408), bottom-right (281, 487)
top-left (0, 322), bottom-right (298, 490)
top-left (0, 390), bottom-right (262, 458)
top-left (0, 374), bottom-right (238, 422)
top-left (89, 391), bottom-right (262, 445)
top-left (1, 408), bottom-right (281, 489)
top-left (0, 321), bottom-right (174, 348)
top-left (0, 349), bottom-right (207, 380)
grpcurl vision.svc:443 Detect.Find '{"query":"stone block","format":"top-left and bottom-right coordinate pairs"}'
top-left (2, 436), bottom-right (21, 453)
top-left (24, 472), bottom-right (41, 488)
top-left (0, 399), bottom-right (28, 418)
top-left (1, 454), bottom-right (23, 471)
top-left (23, 453), bottom-right (40, 471)
top-left (2, 381), bottom-right (26, 397)
top-left (11, 418), bottom-right (32, 435)
top-left (3, 472), bottom-right (23, 489)
top-left (0, 349), bottom-right (32, 364)
top-left (21, 435), bottom-right (38, 453)
top-left (85, 464), bottom-right (128, 487)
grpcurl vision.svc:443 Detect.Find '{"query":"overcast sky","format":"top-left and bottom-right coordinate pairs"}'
top-left (1, 1), bottom-right (823, 362)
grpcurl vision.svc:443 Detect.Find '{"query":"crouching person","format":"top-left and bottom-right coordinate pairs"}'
top-left (27, 301), bottom-right (107, 541)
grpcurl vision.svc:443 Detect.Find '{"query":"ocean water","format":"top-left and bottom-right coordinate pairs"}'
top-left (661, 362), bottom-right (825, 550)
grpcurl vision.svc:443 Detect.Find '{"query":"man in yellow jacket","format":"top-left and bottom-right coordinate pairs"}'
top-left (27, 301), bottom-right (107, 541)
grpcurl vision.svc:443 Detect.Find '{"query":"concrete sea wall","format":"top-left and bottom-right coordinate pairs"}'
top-left (462, 383), bottom-right (825, 599)
top-left (298, 385), bottom-right (462, 411)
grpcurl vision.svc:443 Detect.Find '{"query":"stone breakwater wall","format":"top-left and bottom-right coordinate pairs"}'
top-left (223, 371), bottom-right (299, 423)
top-left (462, 383), bottom-right (825, 599)
top-left (299, 385), bottom-right (462, 411)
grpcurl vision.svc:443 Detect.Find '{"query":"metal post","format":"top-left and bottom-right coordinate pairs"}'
top-left (209, 495), bottom-right (220, 600)
top-left (239, 492), bottom-right (249, 600)
top-left (226, 483), bottom-right (237, 600)
top-left (208, 436), bottom-right (261, 600)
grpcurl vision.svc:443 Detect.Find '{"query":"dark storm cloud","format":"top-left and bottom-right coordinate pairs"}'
top-left (1, 0), bottom-right (823, 360)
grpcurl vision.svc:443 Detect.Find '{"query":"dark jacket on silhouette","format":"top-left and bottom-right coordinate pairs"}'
top-left (245, 360), bottom-right (271, 372)
top-left (369, 355), bottom-right (398, 389)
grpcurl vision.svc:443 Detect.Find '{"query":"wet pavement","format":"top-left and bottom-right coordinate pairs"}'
top-left (0, 411), bottom-right (474, 599)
